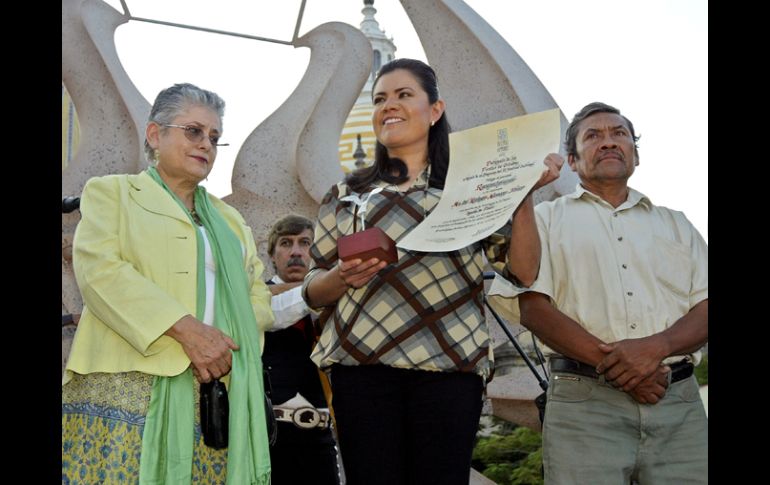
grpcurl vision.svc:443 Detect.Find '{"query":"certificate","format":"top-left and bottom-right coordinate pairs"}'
top-left (397, 108), bottom-right (561, 252)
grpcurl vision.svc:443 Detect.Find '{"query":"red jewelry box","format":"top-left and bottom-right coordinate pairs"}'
top-left (338, 227), bottom-right (398, 264)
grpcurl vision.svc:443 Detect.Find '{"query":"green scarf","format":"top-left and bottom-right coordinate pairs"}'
top-left (140, 167), bottom-right (271, 484)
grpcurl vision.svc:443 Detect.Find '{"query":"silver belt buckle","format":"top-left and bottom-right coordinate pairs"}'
top-left (292, 406), bottom-right (322, 429)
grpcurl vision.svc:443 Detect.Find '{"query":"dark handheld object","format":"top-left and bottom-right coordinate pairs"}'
top-left (263, 370), bottom-right (278, 446)
top-left (200, 374), bottom-right (278, 449)
top-left (338, 227), bottom-right (398, 264)
top-left (200, 379), bottom-right (229, 449)
top-left (62, 196), bottom-right (81, 213)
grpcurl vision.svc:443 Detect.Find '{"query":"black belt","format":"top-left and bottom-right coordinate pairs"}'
top-left (549, 356), bottom-right (694, 384)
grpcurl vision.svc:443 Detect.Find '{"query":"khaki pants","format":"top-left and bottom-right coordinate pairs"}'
top-left (542, 373), bottom-right (707, 484)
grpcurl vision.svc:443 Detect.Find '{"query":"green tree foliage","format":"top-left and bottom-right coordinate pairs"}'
top-left (473, 424), bottom-right (543, 485)
top-left (482, 463), bottom-right (517, 484)
top-left (509, 448), bottom-right (544, 485)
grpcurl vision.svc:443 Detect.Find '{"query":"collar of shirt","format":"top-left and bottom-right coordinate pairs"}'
top-left (270, 275), bottom-right (285, 284)
top-left (374, 163), bottom-right (431, 193)
top-left (569, 183), bottom-right (653, 211)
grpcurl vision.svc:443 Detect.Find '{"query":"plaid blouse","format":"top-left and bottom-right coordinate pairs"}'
top-left (303, 170), bottom-right (513, 378)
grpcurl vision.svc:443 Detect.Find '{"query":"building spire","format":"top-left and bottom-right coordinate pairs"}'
top-left (359, 0), bottom-right (396, 83)
top-left (337, 1), bottom-right (398, 172)
top-left (360, 0), bottom-right (385, 40)
top-left (353, 134), bottom-right (367, 168)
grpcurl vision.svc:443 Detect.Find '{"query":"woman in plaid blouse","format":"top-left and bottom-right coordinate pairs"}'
top-left (303, 58), bottom-right (563, 485)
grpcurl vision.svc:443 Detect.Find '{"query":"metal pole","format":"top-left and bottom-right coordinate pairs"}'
top-left (483, 272), bottom-right (548, 391)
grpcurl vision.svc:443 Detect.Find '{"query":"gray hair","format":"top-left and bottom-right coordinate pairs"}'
top-left (144, 83), bottom-right (226, 163)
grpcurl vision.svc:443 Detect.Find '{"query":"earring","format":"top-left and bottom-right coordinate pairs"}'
top-left (430, 120), bottom-right (435, 127)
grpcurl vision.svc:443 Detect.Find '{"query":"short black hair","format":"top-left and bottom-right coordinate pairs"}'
top-left (565, 102), bottom-right (639, 160)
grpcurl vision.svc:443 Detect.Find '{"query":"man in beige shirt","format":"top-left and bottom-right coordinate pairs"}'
top-left (516, 102), bottom-right (707, 484)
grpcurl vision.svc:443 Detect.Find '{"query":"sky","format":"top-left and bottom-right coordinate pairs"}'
top-left (101, 0), bottom-right (707, 241)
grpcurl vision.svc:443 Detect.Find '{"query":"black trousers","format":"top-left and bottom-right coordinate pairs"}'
top-left (269, 423), bottom-right (340, 485)
top-left (330, 364), bottom-right (484, 485)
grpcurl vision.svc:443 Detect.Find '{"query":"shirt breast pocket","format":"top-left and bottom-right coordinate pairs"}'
top-left (652, 235), bottom-right (691, 299)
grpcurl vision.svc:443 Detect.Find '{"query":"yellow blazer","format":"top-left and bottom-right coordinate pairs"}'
top-left (64, 171), bottom-right (274, 385)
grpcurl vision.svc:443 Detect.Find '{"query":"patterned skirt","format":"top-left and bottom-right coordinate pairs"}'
top-left (62, 371), bottom-right (228, 484)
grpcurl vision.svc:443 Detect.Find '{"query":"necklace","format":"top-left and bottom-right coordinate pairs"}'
top-left (189, 207), bottom-right (202, 226)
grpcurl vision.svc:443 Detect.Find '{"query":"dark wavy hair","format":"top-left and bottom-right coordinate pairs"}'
top-left (565, 102), bottom-right (640, 160)
top-left (346, 58), bottom-right (451, 193)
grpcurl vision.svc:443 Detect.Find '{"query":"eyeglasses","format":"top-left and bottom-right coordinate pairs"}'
top-left (163, 124), bottom-right (229, 147)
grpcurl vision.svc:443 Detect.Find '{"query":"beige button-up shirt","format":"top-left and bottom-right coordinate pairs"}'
top-left (501, 184), bottom-right (708, 364)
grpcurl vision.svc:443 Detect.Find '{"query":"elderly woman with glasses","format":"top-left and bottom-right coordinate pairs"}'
top-left (62, 83), bottom-right (273, 484)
